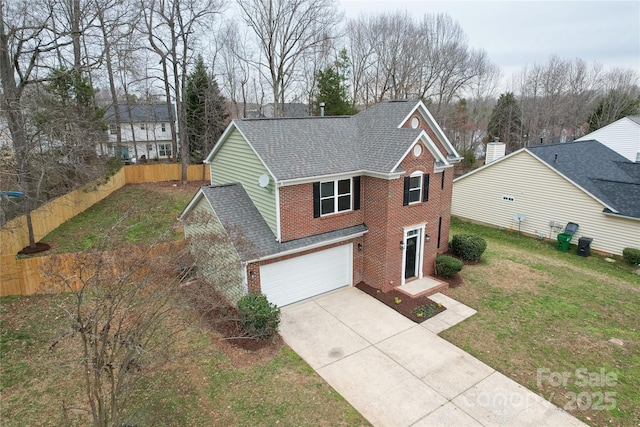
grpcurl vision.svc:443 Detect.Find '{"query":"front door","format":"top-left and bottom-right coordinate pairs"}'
top-left (404, 234), bottom-right (418, 279)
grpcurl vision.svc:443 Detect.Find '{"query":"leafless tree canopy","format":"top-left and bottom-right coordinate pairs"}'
top-left (236, 0), bottom-right (343, 118)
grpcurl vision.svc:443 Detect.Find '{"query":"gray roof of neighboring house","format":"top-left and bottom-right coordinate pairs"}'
top-left (200, 184), bottom-right (367, 261)
top-left (527, 140), bottom-right (640, 218)
top-left (263, 103), bottom-right (310, 118)
top-left (104, 104), bottom-right (175, 122)
top-left (627, 116), bottom-right (640, 126)
top-left (232, 100), bottom-right (429, 181)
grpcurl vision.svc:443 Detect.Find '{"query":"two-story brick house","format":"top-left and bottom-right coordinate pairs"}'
top-left (181, 100), bottom-right (462, 307)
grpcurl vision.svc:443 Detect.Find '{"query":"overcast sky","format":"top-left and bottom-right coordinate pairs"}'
top-left (339, 0), bottom-right (640, 82)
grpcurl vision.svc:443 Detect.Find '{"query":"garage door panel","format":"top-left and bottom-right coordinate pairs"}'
top-left (260, 244), bottom-right (352, 307)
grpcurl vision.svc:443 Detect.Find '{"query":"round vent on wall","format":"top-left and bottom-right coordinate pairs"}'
top-left (258, 174), bottom-right (270, 188)
top-left (411, 117), bottom-right (420, 128)
top-left (413, 144), bottom-right (423, 157)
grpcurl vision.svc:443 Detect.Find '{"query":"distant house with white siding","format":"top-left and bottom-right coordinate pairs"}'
top-left (452, 140), bottom-right (640, 255)
top-left (576, 116), bottom-right (640, 162)
top-left (103, 103), bottom-right (177, 161)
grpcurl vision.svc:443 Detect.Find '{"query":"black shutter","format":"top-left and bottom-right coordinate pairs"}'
top-left (441, 170), bottom-right (445, 189)
top-left (437, 216), bottom-right (442, 249)
top-left (402, 176), bottom-right (410, 206)
top-left (313, 182), bottom-right (320, 218)
top-left (353, 176), bottom-right (361, 211)
top-left (422, 174), bottom-right (430, 202)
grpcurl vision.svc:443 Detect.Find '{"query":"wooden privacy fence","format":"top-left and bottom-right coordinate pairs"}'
top-left (1, 163), bottom-right (208, 296)
top-left (0, 241), bottom-right (186, 296)
top-left (125, 163), bottom-right (210, 183)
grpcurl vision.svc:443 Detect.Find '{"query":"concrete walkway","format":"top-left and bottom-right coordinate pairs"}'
top-left (279, 287), bottom-right (587, 427)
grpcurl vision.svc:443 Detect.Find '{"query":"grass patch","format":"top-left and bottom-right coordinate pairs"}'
top-left (443, 217), bottom-right (640, 426)
top-left (0, 293), bottom-right (370, 426)
top-left (41, 185), bottom-right (194, 254)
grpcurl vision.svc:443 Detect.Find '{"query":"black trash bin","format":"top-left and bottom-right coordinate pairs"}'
top-left (577, 237), bottom-right (593, 257)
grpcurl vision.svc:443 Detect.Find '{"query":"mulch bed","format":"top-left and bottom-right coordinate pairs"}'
top-left (17, 242), bottom-right (51, 255)
top-left (356, 281), bottom-right (446, 323)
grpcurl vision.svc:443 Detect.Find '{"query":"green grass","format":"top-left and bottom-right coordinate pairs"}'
top-left (41, 185), bottom-right (193, 254)
top-left (0, 293), bottom-right (370, 426)
top-left (443, 217), bottom-right (640, 427)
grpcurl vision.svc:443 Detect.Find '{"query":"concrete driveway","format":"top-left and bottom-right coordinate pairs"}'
top-left (279, 287), bottom-right (587, 427)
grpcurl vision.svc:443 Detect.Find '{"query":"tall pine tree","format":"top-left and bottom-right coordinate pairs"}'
top-left (185, 56), bottom-right (228, 162)
top-left (487, 92), bottom-right (522, 152)
top-left (313, 49), bottom-right (358, 116)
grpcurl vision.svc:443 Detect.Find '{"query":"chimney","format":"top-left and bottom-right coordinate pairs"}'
top-left (485, 140), bottom-right (506, 165)
top-left (320, 102), bottom-right (325, 117)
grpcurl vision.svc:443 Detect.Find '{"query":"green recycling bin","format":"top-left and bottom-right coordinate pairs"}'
top-left (557, 233), bottom-right (572, 252)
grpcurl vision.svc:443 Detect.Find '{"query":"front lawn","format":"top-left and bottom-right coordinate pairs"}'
top-left (0, 293), bottom-right (369, 426)
top-left (444, 217), bottom-right (640, 427)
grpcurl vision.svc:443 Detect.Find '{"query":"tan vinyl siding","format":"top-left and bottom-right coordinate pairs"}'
top-left (184, 196), bottom-right (244, 304)
top-left (210, 128), bottom-right (277, 235)
top-left (452, 151), bottom-right (640, 255)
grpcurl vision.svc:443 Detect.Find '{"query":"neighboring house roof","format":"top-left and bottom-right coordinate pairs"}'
top-left (190, 184), bottom-right (367, 261)
top-left (628, 116), bottom-right (640, 126)
top-left (263, 103), bottom-right (310, 118)
top-left (104, 104), bottom-right (175, 123)
top-left (457, 140), bottom-right (640, 219)
top-left (207, 99), bottom-right (461, 182)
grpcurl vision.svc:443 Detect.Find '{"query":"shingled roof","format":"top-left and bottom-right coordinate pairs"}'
top-left (528, 140), bottom-right (640, 218)
top-left (219, 100), bottom-right (458, 181)
top-left (104, 104), bottom-right (175, 122)
top-left (197, 184), bottom-right (367, 261)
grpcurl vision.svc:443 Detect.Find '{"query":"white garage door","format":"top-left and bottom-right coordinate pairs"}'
top-left (260, 244), bottom-right (352, 307)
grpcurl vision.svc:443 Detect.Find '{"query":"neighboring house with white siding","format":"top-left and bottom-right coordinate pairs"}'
top-left (576, 116), bottom-right (640, 162)
top-left (103, 104), bottom-right (177, 161)
top-left (452, 140), bottom-right (640, 256)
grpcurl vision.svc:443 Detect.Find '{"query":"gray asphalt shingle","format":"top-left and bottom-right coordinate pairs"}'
top-left (528, 140), bottom-right (640, 218)
top-left (232, 100), bottom-right (430, 181)
top-left (201, 184), bottom-right (367, 261)
top-left (105, 104), bottom-right (175, 122)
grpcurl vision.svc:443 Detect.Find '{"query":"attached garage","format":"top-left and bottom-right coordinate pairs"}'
top-left (259, 244), bottom-right (353, 307)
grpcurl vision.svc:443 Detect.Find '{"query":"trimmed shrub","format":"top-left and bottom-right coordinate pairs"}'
top-left (435, 255), bottom-right (463, 278)
top-left (237, 293), bottom-right (281, 340)
top-left (451, 234), bottom-right (487, 261)
top-left (623, 247), bottom-right (640, 265)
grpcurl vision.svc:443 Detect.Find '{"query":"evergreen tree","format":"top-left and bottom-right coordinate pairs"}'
top-left (185, 56), bottom-right (228, 162)
top-left (313, 49), bottom-right (358, 116)
top-left (487, 92), bottom-right (522, 152)
top-left (587, 90), bottom-right (640, 132)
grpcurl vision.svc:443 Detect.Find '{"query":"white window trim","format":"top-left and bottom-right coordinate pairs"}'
top-left (158, 143), bottom-right (172, 157)
top-left (408, 171), bottom-right (423, 204)
top-left (320, 178), bottom-right (352, 216)
top-left (401, 224), bottom-right (426, 285)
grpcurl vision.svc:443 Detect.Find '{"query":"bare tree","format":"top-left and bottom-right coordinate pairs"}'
top-left (142, 0), bottom-right (221, 183)
top-left (48, 242), bottom-right (188, 427)
top-left (1, 0), bottom-right (75, 245)
top-left (236, 0), bottom-right (342, 118)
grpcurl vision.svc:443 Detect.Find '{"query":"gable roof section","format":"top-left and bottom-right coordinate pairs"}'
top-left (105, 104), bottom-right (175, 123)
top-left (205, 100), bottom-right (459, 182)
top-left (527, 140), bottom-right (640, 218)
top-left (191, 184), bottom-right (367, 261)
